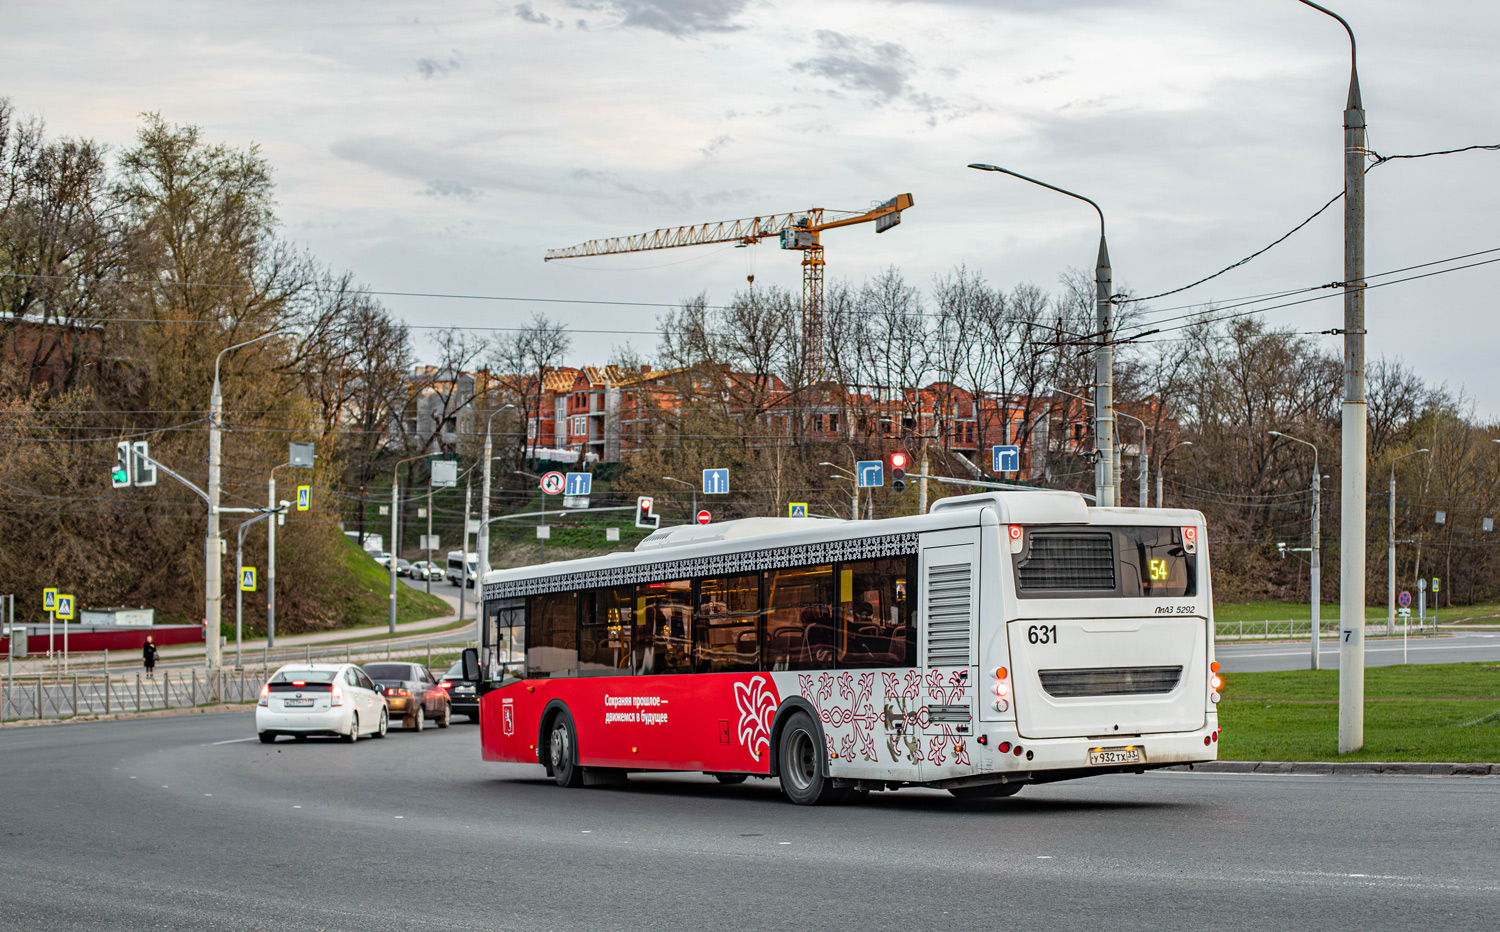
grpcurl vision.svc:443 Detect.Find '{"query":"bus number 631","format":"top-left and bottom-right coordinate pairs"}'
top-left (1028, 624), bottom-right (1058, 645)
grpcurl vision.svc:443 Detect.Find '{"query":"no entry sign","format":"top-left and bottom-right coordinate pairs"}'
top-left (696, 510), bottom-right (711, 525)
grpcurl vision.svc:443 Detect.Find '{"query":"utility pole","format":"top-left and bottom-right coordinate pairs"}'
top-left (1291, 0), bottom-right (1370, 755)
top-left (425, 477), bottom-right (434, 597)
top-left (968, 163), bottom-right (1113, 506)
top-left (207, 332), bottom-right (282, 670)
top-left (919, 443), bottom-right (930, 515)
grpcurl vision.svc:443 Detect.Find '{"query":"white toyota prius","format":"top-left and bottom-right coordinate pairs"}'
top-left (256, 664), bottom-right (389, 743)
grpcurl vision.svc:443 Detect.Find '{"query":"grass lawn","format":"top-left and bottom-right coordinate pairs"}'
top-left (1218, 662), bottom-right (1500, 762)
top-left (1213, 599), bottom-right (1500, 626)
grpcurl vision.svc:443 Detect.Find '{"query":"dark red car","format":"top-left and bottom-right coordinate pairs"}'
top-left (361, 662), bottom-right (451, 730)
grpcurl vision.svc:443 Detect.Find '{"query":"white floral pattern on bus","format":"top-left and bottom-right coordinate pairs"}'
top-left (734, 676), bottom-right (778, 761)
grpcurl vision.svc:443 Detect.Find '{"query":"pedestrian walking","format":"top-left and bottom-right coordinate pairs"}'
top-left (143, 636), bottom-right (158, 679)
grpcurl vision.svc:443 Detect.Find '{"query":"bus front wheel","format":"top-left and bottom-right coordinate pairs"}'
top-left (777, 712), bottom-right (848, 805)
top-left (547, 712), bottom-right (584, 788)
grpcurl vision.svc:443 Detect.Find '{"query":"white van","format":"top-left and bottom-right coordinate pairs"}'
top-left (446, 551), bottom-right (479, 588)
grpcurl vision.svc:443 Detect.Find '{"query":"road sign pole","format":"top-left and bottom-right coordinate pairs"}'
top-left (48, 609), bottom-right (53, 663)
top-left (235, 529), bottom-right (244, 670)
top-left (426, 481), bottom-right (434, 597)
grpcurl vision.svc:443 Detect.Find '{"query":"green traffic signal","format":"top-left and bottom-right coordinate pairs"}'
top-left (112, 469), bottom-right (129, 483)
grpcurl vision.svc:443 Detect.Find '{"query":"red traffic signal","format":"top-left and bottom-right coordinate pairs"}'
top-left (890, 451), bottom-right (909, 493)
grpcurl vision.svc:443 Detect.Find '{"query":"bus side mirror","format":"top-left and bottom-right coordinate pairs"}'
top-left (462, 647), bottom-right (480, 683)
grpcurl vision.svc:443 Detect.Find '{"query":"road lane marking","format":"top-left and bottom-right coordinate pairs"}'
top-left (211, 737), bottom-right (256, 745)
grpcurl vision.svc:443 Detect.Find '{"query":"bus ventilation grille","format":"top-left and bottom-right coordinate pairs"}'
top-left (925, 563), bottom-right (973, 667)
top-left (1016, 532), bottom-right (1115, 590)
top-left (1038, 666), bottom-right (1183, 698)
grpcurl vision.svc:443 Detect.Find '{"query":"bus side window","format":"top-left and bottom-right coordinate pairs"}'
top-left (695, 574), bottom-right (761, 674)
top-left (837, 557), bottom-right (912, 668)
top-left (765, 564), bottom-right (834, 671)
top-left (634, 580), bottom-right (692, 675)
top-left (527, 592), bottom-right (578, 678)
top-left (581, 586), bottom-right (633, 675)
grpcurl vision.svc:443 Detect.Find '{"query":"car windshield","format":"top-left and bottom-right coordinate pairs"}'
top-left (270, 669), bottom-right (337, 684)
top-left (363, 663), bottom-right (413, 680)
top-left (444, 661), bottom-right (465, 678)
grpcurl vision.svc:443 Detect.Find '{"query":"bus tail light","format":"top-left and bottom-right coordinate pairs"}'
top-left (1008, 525), bottom-right (1024, 553)
top-left (994, 666), bottom-right (1011, 711)
top-left (258, 684), bottom-right (269, 707)
top-left (331, 684), bottom-right (344, 707)
top-left (1209, 660), bottom-right (1223, 702)
top-left (1182, 525), bottom-right (1198, 554)
top-left (998, 741), bottom-right (1011, 753)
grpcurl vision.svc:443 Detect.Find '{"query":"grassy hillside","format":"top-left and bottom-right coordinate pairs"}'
top-left (334, 535), bottom-right (452, 627)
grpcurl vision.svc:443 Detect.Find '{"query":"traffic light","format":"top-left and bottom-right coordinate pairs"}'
top-left (635, 496), bottom-right (660, 530)
top-left (890, 450), bottom-right (909, 494)
top-left (112, 441), bottom-right (132, 488)
top-left (132, 441), bottom-right (157, 487)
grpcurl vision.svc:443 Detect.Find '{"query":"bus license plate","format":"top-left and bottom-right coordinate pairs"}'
top-left (283, 699), bottom-right (313, 708)
top-left (1088, 746), bottom-right (1144, 766)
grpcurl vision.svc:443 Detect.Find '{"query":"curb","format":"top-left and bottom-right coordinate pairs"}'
top-left (1167, 761), bottom-right (1500, 776)
top-left (0, 703), bottom-right (253, 729)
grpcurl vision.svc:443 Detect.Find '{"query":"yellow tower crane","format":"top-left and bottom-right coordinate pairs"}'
top-left (545, 193), bottom-right (913, 377)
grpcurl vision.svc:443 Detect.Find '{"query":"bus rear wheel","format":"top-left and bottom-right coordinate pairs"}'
top-left (548, 712), bottom-right (584, 788)
top-left (948, 782), bottom-right (1023, 800)
top-left (777, 712), bottom-right (848, 805)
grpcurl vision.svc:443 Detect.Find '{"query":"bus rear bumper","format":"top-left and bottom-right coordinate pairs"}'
top-left (960, 721), bottom-right (1220, 783)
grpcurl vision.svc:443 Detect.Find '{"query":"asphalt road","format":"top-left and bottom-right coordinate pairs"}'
top-left (1218, 630), bottom-right (1500, 672)
top-left (2, 713), bottom-right (1498, 931)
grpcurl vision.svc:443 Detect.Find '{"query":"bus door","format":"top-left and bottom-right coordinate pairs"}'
top-left (917, 529), bottom-right (980, 780)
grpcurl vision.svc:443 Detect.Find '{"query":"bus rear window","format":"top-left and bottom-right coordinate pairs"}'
top-left (1014, 526), bottom-right (1196, 598)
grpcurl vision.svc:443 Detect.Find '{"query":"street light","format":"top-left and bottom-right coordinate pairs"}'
top-left (662, 476), bottom-right (697, 522)
top-left (389, 452), bottom-right (430, 634)
top-left (1388, 448), bottom-right (1430, 635)
top-left (1157, 441), bottom-right (1192, 508)
top-left (1293, 0), bottom-right (1367, 754)
top-left (1269, 430), bottom-right (1323, 670)
top-left (478, 403), bottom-right (517, 616)
top-left (820, 462), bottom-right (859, 518)
top-left (969, 163), bottom-right (1115, 507)
top-left (206, 329), bottom-right (286, 671)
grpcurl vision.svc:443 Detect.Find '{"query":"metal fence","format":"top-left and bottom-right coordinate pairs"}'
top-left (1212, 619), bottom-right (1438, 641)
top-left (0, 640), bottom-right (475, 723)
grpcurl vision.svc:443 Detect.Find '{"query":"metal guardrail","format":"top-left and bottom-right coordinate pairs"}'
top-left (0, 641), bottom-right (474, 723)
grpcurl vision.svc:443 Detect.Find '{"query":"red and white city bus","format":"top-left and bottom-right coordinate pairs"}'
top-left (463, 490), bottom-right (1222, 805)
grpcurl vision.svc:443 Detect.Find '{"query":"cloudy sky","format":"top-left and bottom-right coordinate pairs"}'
top-left (7, 0), bottom-right (1500, 415)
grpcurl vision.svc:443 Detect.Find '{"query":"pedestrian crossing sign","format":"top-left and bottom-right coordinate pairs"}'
top-left (788, 502), bottom-right (808, 518)
top-left (241, 567), bottom-right (257, 592)
top-left (43, 588), bottom-right (57, 611)
top-left (56, 594), bottom-right (74, 620)
top-left (297, 485), bottom-right (310, 511)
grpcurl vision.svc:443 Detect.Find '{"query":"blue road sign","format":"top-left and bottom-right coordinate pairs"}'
top-left (565, 472), bottom-right (592, 496)
top-left (1398, 590), bottom-right (1412, 609)
top-left (856, 461), bottom-right (884, 488)
top-left (993, 444), bottom-right (1021, 473)
top-left (702, 468), bottom-right (730, 495)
